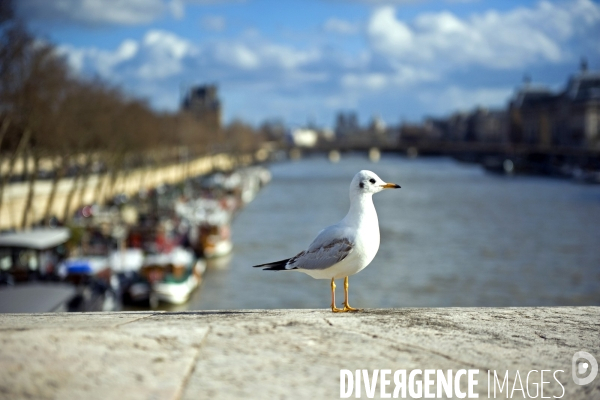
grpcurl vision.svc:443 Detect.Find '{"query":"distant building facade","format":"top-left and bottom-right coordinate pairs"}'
top-left (335, 112), bottom-right (360, 137)
top-left (508, 65), bottom-right (600, 148)
top-left (471, 108), bottom-right (508, 143)
top-left (289, 128), bottom-right (319, 148)
top-left (181, 84), bottom-right (221, 130)
top-left (560, 68), bottom-right (600, 148)
top-left (402, 109), bottom-right (507, 144)
top-left (400, 64), bottom-right (600, 150)
top-left (509, 86), bottom-right (559, 146)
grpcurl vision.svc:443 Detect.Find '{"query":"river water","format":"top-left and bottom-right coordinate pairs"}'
top-left (186, 154), bottom-right (600, 310)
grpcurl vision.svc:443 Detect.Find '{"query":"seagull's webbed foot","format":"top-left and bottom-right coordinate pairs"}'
top-left (342, 303), bottom-right (360, 312)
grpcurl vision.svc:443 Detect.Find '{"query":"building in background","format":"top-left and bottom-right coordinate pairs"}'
top-left (508, 84), bottom-right (558, 147)
top-left (471, 108), bottom-right (508, 144)
top-left (182, 84), bottom-right (222, 130)
top-left (508, 62), bottom-right (600, 148)
top-left (335, 112), bottom-right (360, 138)
top-left (288, 128), bottom-right (319, 148)
top-left (401, 63), bottom-right (600, 150)
top-left (561, 64), bottom-right (600, 148)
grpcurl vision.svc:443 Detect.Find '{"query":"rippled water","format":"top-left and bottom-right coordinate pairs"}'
top-left (186, 154), bottom-right (600, 310)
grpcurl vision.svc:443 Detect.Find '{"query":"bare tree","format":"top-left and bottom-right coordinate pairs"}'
top-left (21, 148), bottom-right (39, 228)
top-left (42, 154), bottom-right (67, 223)
top-left (0, 0), bottom-right (266, 229)
top-left (0, 128), bottom-right (30, 215)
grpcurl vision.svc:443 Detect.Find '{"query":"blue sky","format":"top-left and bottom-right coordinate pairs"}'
top-left (17, 0), bottom-right (600, 128)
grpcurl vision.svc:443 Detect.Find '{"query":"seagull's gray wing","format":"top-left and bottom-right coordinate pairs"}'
top-left (287, 225), bottom-right (354, 271)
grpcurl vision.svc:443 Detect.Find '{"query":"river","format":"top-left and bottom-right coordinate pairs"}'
top-left (186, 153), bottom-right (600, 310)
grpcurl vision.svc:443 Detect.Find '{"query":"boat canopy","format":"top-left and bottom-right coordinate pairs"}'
top-left (109, 249), bottom-right (144, 273)
top-left (60, 256), bottom-right (108, 275)
top-left (0, 228), bottom-right (70, 250)
top-left (143, 247), bottom-right (194, 267)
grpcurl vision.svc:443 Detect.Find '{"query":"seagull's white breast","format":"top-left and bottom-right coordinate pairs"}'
top-left (300, 196), bottom-right (381, 280)
top-left (350, 209), bottom-right (380, 275)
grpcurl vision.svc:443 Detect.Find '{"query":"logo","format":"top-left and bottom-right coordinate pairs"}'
top-left (572, 351), bottom-right (598, 386)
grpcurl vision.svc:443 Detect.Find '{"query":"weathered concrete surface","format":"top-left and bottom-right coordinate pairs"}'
top-left (0, 308), bottom-right (598, 400)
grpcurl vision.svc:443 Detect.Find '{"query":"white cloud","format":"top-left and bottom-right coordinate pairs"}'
top-left (323, 18), bottom-right (359, 35)
top-left (258, 44), bottom-right (320, 70)
top-left (341, 66), bottom-right (437, 91)
top-left (368, 7), bottom-right (414, 55)
top-left (208, 38), bottom-right (320, 71)
top-left (59, 28), bottom-right (320, 89)
top-left (19, 0), bottom-right (246, 26)
top-left (367, 0), bottom-right (600, 69)
top-left (143, 30), bottom-right (195, 59)
top-left (341, 0), bottom-right (422, 4)
top-left (417, 86), bottom-right (514, 114)
top-left (214, 43), bottom-right (260, 69)
top-left (169, 0), bottom-right (185, 19)
top-left (59, 30), bottom-right (196, 80)
top-left (137, 31), bottom-right (198, 78)
top-left (323, 94), bottom-right (359, 111)
top-left (58, 38), bottom-right (139, 76)
top-left (342, 73), bottom-right (388, 90)
top-left (19, 0), bottom-right (168, 26)
top-left (50, 0), bottom-right (600, 125)
top-left (117, 40), bottom-right (140, 60)
top-left (201, 15), bottom-right (226, 32)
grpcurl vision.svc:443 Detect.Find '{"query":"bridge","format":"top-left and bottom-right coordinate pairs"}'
top-left (296, 139), bottom-right (600, 176)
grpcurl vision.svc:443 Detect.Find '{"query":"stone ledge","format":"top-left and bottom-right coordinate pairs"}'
top-left (0, 307), bottom-right (598, 399)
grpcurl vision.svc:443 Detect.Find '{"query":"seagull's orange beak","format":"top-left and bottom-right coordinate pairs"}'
top-left (381, 183), bottom-right (401, 189)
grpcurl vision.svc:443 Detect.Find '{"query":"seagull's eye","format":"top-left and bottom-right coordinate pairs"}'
top-left (369, 178), bottom-right (376, 184)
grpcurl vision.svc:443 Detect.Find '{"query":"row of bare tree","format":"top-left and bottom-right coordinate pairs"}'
top-left (0, 1), bottom-right (264, 228)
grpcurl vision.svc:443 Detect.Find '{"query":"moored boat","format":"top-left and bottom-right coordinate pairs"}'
top-left (57, 255), bottom-right (119, 311)
top-left (0, 228), bottom-right (104, 312)
top-left (140, 247), bottom-right (205, 307)
top-left (0, 228), bottom-right (70, 283)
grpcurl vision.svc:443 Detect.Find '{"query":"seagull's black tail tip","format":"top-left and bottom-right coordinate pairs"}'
top-left (252, 258), bottom-right (291, 271)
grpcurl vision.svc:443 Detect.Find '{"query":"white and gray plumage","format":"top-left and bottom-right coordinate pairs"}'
top-left (253, 170), bottom-right (400, 312)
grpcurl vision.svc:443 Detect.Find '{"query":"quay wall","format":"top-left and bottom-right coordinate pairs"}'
top-left (0, 153), bottom-right (254, 230)
top-left (0, 307), bottom-right (598, 399)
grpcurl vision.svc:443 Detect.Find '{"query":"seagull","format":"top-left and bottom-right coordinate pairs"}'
top-left (253, 170), bottom-right (400, 312)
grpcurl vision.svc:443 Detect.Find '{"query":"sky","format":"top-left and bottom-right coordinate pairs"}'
top-left (16, 0), bottom-right (600, 128)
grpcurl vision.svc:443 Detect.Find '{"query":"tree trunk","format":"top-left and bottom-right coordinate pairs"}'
top-left (139, 151), bottom-right (153, 191)
top-left (62, 155), bottom-right (87, 223)
top-left (0, 117), bottom-right (10, 154)
top-left (0, 129), bottom-right (31, 215)
top-left (100, 170), bottom-right (112, 202)
top-left (93, 153), bottom-right (113, 201)
top-left (106, 155), bottom-right (124, 202)
top-left (21, 151), bottom-right (40, 229)
top-left (43, 155), bottom-right (67, 224)
top-left (76, 157), bottom-right (94, 209)
top-left (92, 170), bottom-right (105, 202)
top-left (184, 149), bottom-right (192, 181)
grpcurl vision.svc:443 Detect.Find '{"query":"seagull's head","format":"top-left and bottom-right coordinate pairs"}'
top-left (351, 170), bottom-right (400, 196)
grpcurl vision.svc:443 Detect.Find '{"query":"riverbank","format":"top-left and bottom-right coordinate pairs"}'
top-left (0, 307), bottom-right (598, 399)
top-left (0, 163), bottom-right (271, 313)
top-left (0, 152), bottom-right (254, 230)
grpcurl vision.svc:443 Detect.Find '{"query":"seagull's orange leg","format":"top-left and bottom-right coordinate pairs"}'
top-left (343, 276), bottom-right (360, 312)
top-left (331, 278), bottom-right (343, 312)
